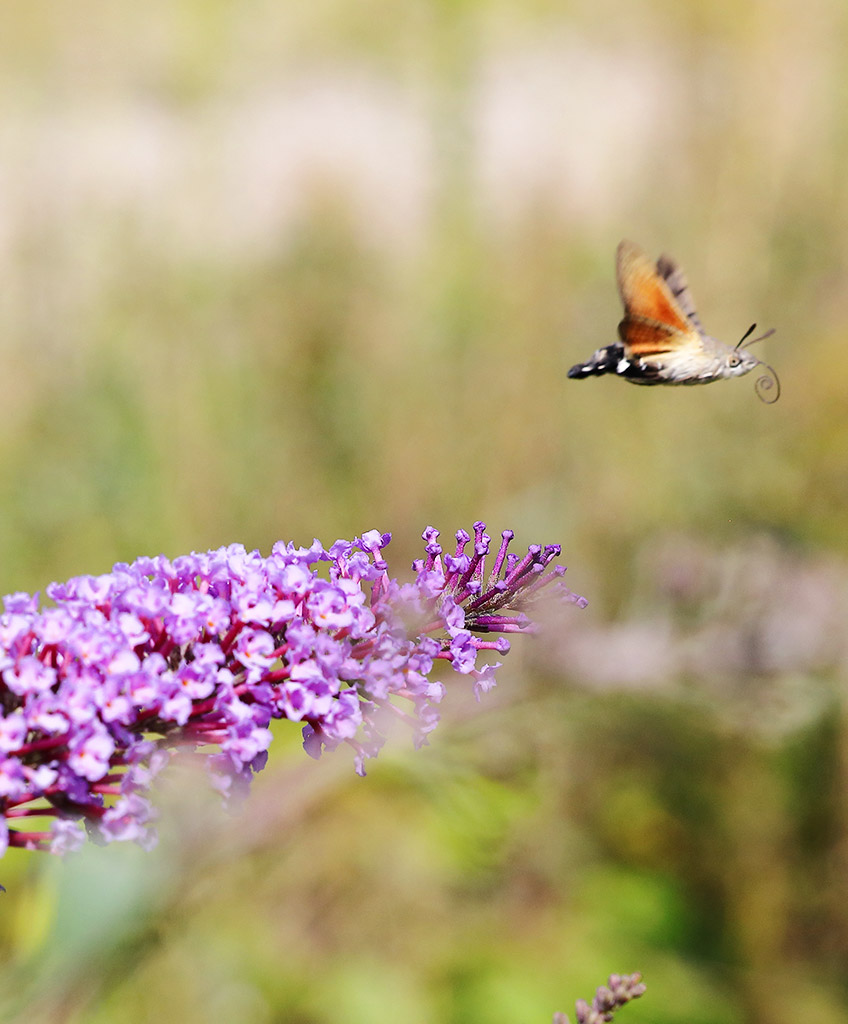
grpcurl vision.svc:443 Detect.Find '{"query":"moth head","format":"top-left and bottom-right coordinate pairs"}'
top-left (733, 324), bottom-right (781, 403)
top-left (725, 345), bottom-right (761, 377)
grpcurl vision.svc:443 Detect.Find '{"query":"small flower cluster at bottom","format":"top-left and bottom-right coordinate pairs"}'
top-left (0, 523), bottom-right (585, 857)
top-left (553, 974), bottom-right (646, 1024)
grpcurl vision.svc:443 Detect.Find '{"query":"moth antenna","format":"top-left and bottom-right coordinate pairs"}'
top-left (735, 323), bottom-right (758, 349)
top-left (739, 326), bottom-right (776, 350)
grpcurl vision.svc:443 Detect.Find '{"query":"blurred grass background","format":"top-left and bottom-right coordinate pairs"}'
top-left (1, 1), bottom-right (848, 1021)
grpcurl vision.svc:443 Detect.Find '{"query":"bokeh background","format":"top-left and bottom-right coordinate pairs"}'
top-left (1, 2), bottom-right (847, 1022)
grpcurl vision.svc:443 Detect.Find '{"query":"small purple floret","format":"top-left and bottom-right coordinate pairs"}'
top-left (0, 524), bottom-right (584, 855)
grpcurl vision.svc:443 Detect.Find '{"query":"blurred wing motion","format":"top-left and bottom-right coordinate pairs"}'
top-left (567, 240), bottom-right (780, 402)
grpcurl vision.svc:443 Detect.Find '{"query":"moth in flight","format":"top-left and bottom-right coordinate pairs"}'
top-left (568, 240), bottom-right (780, 402)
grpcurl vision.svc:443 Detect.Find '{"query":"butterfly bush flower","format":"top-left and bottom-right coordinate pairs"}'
top-left (553, 973), bottom-right (646, 1024)
top-left (0, 523), bottom-right (585, 857)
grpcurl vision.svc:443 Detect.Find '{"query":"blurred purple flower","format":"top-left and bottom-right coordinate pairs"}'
top-left (0, 522), bottom-right (584, 856)
top-left (553, 973), bottom-right (646, 1024)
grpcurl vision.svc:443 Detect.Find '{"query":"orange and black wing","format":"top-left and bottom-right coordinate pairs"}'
top-left (655, 252), bottom-right (705, 334)
top-left (616, 240), bottom-right (699, 356)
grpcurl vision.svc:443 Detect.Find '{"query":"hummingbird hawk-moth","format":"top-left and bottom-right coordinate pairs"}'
top-left (568, 240), bottom-right (780, 403)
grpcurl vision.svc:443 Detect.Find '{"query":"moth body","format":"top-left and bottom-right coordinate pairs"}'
top-left (568, 336), bottom-right (760, 387)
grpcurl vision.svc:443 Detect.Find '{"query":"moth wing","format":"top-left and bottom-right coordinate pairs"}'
top-left (618, 317), bottom-right (680, 354)
top-left (616, 241), bottom-right (692, 334)
top-left (655, 253), bottom-right (706, 335)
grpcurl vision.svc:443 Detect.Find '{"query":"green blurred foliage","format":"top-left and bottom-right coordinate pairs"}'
top-left (1, 1), bottom-right (848, 1021)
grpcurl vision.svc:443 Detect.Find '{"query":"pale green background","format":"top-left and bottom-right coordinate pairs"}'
top-left (0, 3), bottom-right (846, 1022)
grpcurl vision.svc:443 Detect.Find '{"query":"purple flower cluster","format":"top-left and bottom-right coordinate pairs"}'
top-left (0, 523), bottom-right (584, 857)
top-left (553, 974), bottom-right (646, 1024)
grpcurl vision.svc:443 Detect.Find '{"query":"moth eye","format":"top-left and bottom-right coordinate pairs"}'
top-left (728, 353), bottom-right (741, 367)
